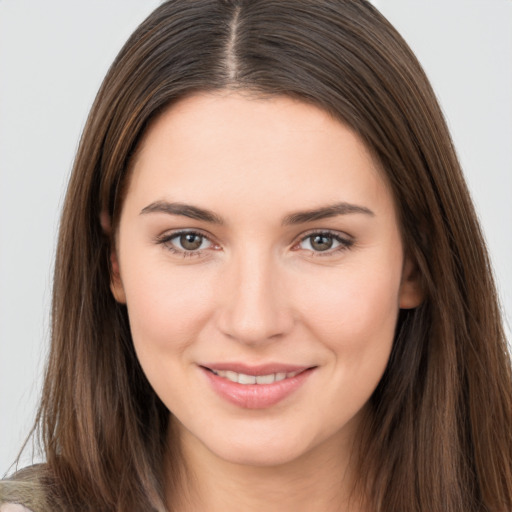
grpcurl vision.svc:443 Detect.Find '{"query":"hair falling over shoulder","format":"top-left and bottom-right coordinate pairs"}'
top-left (16, 1), bottom-right (512, 511)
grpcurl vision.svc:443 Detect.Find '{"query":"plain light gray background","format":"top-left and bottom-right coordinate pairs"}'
top-left (1, 0), bottom-right (511, 474)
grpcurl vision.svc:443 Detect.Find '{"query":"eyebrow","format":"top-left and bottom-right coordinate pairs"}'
top-left (282, 202), bottom-right (374, 225)
top-left (140, 200), bottom-right (374, 225)
top-left (140, 201), bottom-right (225, 224)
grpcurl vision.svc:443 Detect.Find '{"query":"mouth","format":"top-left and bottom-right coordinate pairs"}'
top-left (204, 367), bottom-right (305, 385)
top-left (200, 363), bottom-right (316, 409)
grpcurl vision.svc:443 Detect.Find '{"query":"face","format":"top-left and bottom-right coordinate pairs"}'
top-left (111, 92), bottom-right (422, 467)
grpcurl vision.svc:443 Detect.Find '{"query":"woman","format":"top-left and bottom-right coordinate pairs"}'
top-left (1, 1), bottom-right (511, 511)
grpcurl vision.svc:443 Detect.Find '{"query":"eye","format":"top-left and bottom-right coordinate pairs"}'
top-left (297, 231), bottom-right (353, 255)
top-left (177, 232), bottom-right (208, 251)
top-left (156, 230), bottom-right (216, 256)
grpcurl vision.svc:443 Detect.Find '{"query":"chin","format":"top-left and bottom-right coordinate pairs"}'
top-left (190, 418), bottom-right (328, 469)
top-left (211, 438), bottom-right (310, 468)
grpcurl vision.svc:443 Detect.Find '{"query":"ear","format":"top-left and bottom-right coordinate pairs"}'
top-left (399, 256), bottom-right (424, 309)
top-left (100, 209), bottom-right (112, 236)
top-left (110, 247), bottom-right (127, 304)
top-left (100, 210), bottom-right (127, 304)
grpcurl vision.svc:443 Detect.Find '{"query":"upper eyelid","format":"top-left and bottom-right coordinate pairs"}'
top-left (296, 228), bottom-right (353, 243)
top-left (156, 228), bottom-right (215, 242)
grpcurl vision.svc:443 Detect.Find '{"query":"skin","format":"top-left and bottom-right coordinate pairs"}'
top-left (110, 92), bottom-right (423, 511)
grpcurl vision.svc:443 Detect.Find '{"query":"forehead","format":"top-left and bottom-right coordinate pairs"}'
top-left (125, 92), bottom-right (394, 220)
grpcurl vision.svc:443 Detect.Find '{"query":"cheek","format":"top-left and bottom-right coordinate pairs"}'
top-left (297, 259), bottom-right (402, 358)
top-left (120, 258), bottom-right (218, 359)
top-left (296, 260), bottom-right (401, 424)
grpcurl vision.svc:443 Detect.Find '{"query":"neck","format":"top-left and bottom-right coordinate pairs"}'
top-left (165, 417), bottom-right (366, 512)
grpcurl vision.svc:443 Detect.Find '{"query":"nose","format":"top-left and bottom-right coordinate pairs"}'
top-left (216, 248), bottom-right (295, 345)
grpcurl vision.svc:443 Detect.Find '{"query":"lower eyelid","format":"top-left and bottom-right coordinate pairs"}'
top-left (167, 246), bottom-right (207, 258)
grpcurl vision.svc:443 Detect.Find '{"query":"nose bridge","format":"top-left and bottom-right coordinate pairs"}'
top-left (217, 243), bottom-right (293, 344)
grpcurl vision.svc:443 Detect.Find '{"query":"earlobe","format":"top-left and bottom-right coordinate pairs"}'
top-left (399, 257), bottom-right (424, 309)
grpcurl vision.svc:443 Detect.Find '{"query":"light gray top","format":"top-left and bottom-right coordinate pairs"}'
top-left (0, 466), bottom-right (52, 512)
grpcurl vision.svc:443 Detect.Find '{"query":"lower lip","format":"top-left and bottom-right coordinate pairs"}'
top-left (201, 367), bottom-right (314, 409)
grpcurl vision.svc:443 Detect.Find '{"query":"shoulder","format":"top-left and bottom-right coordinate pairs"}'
top-left (0, 505), bottom-right (32, 512)
top-left (0, 465), bottom-right (54, 512)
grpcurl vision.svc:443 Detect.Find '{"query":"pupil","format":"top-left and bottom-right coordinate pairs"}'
top-left (180, 233), bottom-right (202, 250)
top-left (311, 234), bottom-right (332, 251)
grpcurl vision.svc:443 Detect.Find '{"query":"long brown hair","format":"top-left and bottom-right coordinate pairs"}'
top-left (25, 1), bottom-right (512, 510)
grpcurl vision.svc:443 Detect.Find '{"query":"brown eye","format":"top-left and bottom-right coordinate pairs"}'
top-left (179, 233), bottom-right (204, 250)
top-left (157, 230), bottom-right (216, 256)
top-left (297, 231), bottom-right (353, 255)
top-left (310, 234), bottom-right (333, 251)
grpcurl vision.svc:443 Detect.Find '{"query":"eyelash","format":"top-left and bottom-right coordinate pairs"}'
top-left (155, 229), bottom-right (354, 258)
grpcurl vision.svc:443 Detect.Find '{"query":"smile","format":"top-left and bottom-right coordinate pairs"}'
top-left (200, 364), bottom-right (315, 409)
top-left (209, 369), bottom-right (303, 385)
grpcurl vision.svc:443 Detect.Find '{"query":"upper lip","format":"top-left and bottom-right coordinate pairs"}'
top-left (200, 362), bottom-right (314, 376)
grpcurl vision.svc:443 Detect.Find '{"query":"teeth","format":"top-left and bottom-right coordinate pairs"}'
top-left (211, 369), bottom-right (302, 385)
top-left (238, 373), bottom-right (256, 384)
top-left (225, 370), bottom-right (237, 381)
top-left (256, 374), bottom-right (275, 384)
